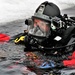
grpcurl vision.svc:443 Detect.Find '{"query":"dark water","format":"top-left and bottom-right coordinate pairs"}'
top-left (0, 42), bottom-right (37, 75)
top-left (0, 60), bottom-right (23, 75)
top-left (0, 20), bottom-right (38, 75)
top-left (0, 60), bottom-right (37, 75)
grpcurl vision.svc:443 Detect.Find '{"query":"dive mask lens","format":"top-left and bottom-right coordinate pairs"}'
top-left (33, 18), bottom-right (50, 32)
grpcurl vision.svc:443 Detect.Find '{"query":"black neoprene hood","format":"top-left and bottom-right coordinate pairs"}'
top-left (32, 1), bottom-right (61, 22)
top-left (36, 1), bottom-right (61, 17)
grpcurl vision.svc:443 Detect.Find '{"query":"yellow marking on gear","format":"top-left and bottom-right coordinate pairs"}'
top-left (14, 36), bottom-right (25, 43)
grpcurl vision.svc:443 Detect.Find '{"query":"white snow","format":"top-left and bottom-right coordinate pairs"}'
top-left (0, 0), bottom-right (75, 23)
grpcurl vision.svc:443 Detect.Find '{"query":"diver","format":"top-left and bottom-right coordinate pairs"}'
top-left (14, 1), bottom-right (75, 55)
top-left (24, 1), bottom-right (66, 51)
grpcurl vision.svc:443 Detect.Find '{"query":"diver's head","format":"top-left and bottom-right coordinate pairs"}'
top-left (24, 1), bottom-right (63, 48)
top-left (28, 1), bottom-right (62, 37)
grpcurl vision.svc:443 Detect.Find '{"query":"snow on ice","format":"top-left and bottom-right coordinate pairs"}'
top-left (0, 0), bottom-right (75, 23)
